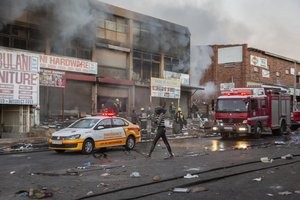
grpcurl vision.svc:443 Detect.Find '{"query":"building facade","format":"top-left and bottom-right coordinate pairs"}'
top-left (200, 44), bottom-right (300, 107)
top-left (0, 0), bottom-right (192, 134)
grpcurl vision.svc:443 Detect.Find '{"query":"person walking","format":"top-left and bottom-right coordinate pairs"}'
top-left (147, 106), bottom-right (173, 158)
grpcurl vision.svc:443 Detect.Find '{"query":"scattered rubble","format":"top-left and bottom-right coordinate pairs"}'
top-left (184, 173), bottom-right (199, 179)
top-left (278, 191), bottom-right (292, 195)
top-left (252, 177), bottom-right (262, 182)
top-left (260, 157), bottom-right (273, 163)
top-left (130, 172), bottom-right (141, 177)
top-left (281, 154), bottom-right (293, 160)
top-left (172, 188), bottom-right (190, 193)
top-left (152, 175), bottom-right (161, 182)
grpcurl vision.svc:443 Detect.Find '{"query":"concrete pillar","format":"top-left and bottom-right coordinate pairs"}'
top-left (19, 106), bottom-right (23, 133)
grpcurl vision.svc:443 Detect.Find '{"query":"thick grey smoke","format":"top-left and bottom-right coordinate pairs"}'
top-left (0, 0), bottom-right (97, 48)
top-left (100, 0), bottom-right (300, 61)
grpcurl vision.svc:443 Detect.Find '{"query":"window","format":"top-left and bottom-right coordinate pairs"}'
top-left (98, 119), bottom-right (112, 128)
top-left (133, 50), bottom-right (161, 81)
top-left (112, 118), bottom-right (127, 127)
top-left (51, 39), bottom-right (92, 59)
top-left (0, 23), bottom-right (45, 52)
top-left (96, 15), bottom-right (128, 43)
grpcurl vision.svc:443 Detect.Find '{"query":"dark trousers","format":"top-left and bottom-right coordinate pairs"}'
top-left (149, 127), bottom-right (172, 156)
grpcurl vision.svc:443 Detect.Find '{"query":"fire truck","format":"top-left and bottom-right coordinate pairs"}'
top-left (291, 102), bottom-right (300, 129)
top-left (212, 87), bottom-right (291, 139)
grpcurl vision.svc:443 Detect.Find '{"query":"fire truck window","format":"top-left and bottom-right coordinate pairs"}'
top-left (251, 100), bottom-right (258, 111)
top-left (261, 100), bottom-right (266, 108)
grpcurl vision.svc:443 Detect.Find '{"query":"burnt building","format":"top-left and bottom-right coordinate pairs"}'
top-left (199, 44), bottom-right (300, 106)
top-left (0, 0), bottom-right (192, 134)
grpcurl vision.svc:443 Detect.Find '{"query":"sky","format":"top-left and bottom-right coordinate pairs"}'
top-left (100, 0), bottom-right (300, 61)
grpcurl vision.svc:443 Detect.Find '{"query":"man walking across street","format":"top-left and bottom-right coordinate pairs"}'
top-left (147, 106), bottom-right (173, 158)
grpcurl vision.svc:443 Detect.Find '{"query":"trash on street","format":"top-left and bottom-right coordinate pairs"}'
top-left (278, 191), bottom-right (292, 195)
top-left (172, 188), bottom-right (190, 193)
top-left (281, 154), bottom-right (293, 160)
top-left (130, 172), bottom-right (141, 177)
top-left (274, 141), bottom-right (286, 145)
top-left (10, 171), bottom-right (16, 174)
top-left (29, 188), bottom-right (53, 199)
top-left (153, 175), bottom-right (161, 181)
top-left (252, 177), bottom-right (262, 182)
top-left (260, 157), bottom-right (273, 163)
top-left (184, 173), bottom-right (199, 179)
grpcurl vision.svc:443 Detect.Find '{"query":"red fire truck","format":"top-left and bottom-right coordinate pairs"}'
top-left (291, 102), bottom-right (300, 129)
top-left (212, 87), bottom-right (291, 138)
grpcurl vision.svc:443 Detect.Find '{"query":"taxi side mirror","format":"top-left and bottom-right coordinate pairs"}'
top-left (95, 125), bottom-right (104, 130)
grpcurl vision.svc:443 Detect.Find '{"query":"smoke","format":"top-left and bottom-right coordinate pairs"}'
top-left (190, 45), bottom-right (213, 86)
top-left (0, 0), bottom-right (98, 48)
top-left (101, 0), bottom-right (300, 61)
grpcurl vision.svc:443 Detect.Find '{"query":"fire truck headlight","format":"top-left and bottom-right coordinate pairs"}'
top-left (220, 123), bottom-right (224, 126)
top-left (212, 127), bottom-right (218, 131)
top-left (238, 127), bottom-right (247, 132)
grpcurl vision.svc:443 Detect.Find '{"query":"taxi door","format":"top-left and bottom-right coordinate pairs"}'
top-left (93, 118), bottom-right (113, 147)
top-left (109, 118), bottom-right (127, 145)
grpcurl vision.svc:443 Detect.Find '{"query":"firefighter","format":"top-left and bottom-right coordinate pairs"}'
top-left (147, 106), bottom-right (173, 158)
top-left (175, 107), bottom-right (186, 133)
top-left (139, 107), bottom-right (148, 135)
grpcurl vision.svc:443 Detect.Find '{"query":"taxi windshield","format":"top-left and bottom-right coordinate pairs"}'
top-left (69, 119), bottom-right (100, 129)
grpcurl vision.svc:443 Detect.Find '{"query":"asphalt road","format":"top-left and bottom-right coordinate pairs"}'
top-left (0, 135), bottom-right (299, 200)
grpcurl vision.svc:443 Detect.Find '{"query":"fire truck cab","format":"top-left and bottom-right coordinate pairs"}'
top-left (212, 87), bottom-right (291, 139)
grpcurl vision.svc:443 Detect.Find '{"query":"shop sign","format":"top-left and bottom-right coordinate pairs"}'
top-left (250, 55), bottom-right (268, 69)
top-left (163, 71), bottom-right (190, 85)
top-left (220, 82), bottom-right (235, 91)
top-left (39, 54), bottom-right (97, 75)
top-left (151, 77), bottom-right (180, 99)
top-left (0, 49), bottom-right (39, 105)
top-left (40, 69), bottom-right (65, 88)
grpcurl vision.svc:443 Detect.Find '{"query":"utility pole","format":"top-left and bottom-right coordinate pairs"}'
top-left (294, 62), bottom-right (297, 106)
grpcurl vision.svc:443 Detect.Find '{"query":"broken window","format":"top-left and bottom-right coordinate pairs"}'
top-left (133, 50), bottom-right (161, 81)
top-left (0, 23), bottom-right (45, 52)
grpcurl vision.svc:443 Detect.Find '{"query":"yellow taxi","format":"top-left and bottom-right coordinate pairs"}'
top-left (49, 114), bottom-right (141, 154)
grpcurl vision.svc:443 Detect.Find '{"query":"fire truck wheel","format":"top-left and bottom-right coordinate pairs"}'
top-left (253, 123), bottom-right (262, 139)
top-left (273, 120), bottom-right (287, 136)
top-left (125, 135), bottom-right (136, 150)
top-left (82, 139), bottom-right (95, 154)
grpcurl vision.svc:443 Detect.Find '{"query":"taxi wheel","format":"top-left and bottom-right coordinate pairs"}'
top-left (125, 136), bottom-right (135, 150)
top-left (82, 139), bottom-right (94, 154)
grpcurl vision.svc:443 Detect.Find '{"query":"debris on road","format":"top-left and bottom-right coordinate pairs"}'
top-left (266, 193), bottom-right (274, 196)
top-left (10, 171), bottom-right (16, 175)
top-left (130, 172), bottom-right (141, 177)
top-left (274, 141), bottom-right (286, 145)
top-left (278, 191), bottom-right (292, 195)
top-left (28, 188), bottom-right (53, 199)
top-left (100, 173), bottom-right (110, 177)
top-left (252, 177), bottom-right (262, 182)
top-left (191, 186), bottom-right (208, 193)
top-left (86, 191), bottom-right (94, 196)
top-left (260, 157), bottom-right (273, 163)
top-left (11, 143), bottom-right (33, 151)
top-left (153, 175), bottom-right (161, 181)
top-left (184, 173), bottom-right (199, 179)
top-left (294, 190), bottom-right (300, 194)
top-left (172, 188), bottom-right (190, 193)
top-left (281, 154), bottom-right (293, 160)
top-left (15, 190), bottom-right (29, 197)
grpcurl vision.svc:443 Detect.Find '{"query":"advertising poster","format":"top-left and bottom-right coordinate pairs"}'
top-left (40, 69), bottom-right (66, 88)
top-left (151, 77), bottom-right (181, 99)
top-left (0, 49), bottom-right (39, 105)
